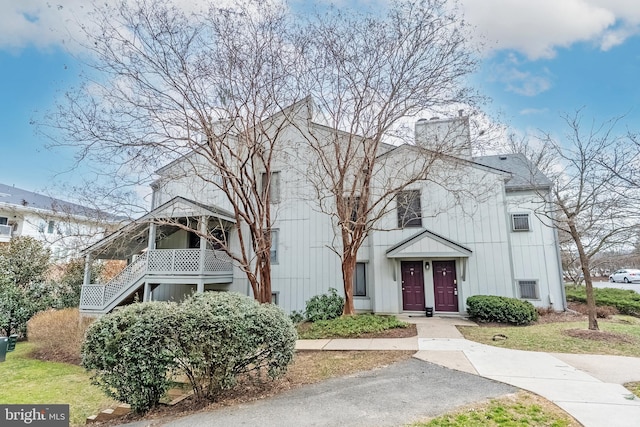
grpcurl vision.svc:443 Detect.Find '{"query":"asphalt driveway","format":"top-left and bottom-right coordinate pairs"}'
top-left (119, 358), bottom-right (515, 427)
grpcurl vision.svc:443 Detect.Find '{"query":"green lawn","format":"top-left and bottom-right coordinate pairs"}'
top-left (0, 343), bottom-right (117, 426)
top-left (459, 316), bottom-right (640, 357)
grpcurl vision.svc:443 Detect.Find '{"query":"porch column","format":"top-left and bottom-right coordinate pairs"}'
top-left (148, 222), bottom-right (157, 251)
top-left (143, 282), bottom-right (151, 302)
top-left (83, 252), bottom-right (92, 286)
top-left (199, 215), bottom-right (207, 275)
top-left (197, 280), bottom-right (204, 294)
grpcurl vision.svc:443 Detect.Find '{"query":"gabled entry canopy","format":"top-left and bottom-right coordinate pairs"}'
top-left (83, 197), bottom-right (236, 259)
top-left (386, 229), bottom-right (472, 259)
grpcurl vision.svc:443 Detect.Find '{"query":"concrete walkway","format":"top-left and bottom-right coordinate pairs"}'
top-left (298, 315), bottom-right (640, 427)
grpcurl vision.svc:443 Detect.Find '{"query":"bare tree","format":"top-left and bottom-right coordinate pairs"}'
top-left (295, 0), bottom-right (480, 314)
top-left (514, 111), bottom-right (640, 330)
top-left (42, 0), bottom-right (303, 303)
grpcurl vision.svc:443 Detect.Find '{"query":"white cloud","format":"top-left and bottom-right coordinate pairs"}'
top-left (519, 108), bottom-right (549, 116)
top-left (0, 0), bottom-right (233, 52)
top-left (461, 0), bottom-right (640, 59)
top-left (488, 55), bottom-right (554, 96)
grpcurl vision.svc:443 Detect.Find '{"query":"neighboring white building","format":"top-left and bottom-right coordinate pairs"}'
top-left (79, 102), bottom-right (565, 316)
top-left (0, 183), bottom-right (122, 261)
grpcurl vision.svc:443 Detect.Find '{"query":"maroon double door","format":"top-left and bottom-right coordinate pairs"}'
top-left (401, 260), bottom-right (459, 312)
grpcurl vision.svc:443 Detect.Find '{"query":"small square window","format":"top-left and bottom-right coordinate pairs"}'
top-left (518, 280), bottom-right (539, 299)
top-left (0, 217), bottom-right (7, 225)
top-left (511, 213), bottom-right (530, 231)
top-left (353, 262), bottom-right (367, 297)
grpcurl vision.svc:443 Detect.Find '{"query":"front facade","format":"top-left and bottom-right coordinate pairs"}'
top-left (79, 108), bottom-right (565, 316)
top-left (0, 183), bottom-right (122, 262)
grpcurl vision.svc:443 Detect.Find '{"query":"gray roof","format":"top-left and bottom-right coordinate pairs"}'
top-left (0, 183), bottom-right (119, 220)
top-left (473, 153), bottom-right (552, 191)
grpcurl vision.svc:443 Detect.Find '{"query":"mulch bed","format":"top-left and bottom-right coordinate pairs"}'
top-left (562, 328), bottom-right (636, 344)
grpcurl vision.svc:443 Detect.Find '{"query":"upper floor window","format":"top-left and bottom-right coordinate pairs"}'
top-left (261, 171), bottom-right (281, 203)
top-left (47, 220), bottom-right (55, 234)
top-left (0, 217), bottom-right (7, 225)
top-left (511, 213), bottom-right (530, 231)
top-left (397, 190), bottom-right (422, 228)
top-left (270, 229), bottom-right (279, 264)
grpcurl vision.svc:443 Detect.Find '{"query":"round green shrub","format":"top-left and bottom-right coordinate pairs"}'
top-left (171, 292), bottom-right (297, 400)
top-left (81, 302), bottom-right (178, 414)
top-left (466, 295), bottom-right (538, 325)
top-left (81, 292), bottom-right (297, 413)
top-left (305, 288), bottom-right (344, 322)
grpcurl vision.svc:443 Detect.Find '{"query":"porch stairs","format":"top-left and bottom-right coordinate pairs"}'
top-left (80, 253), bottom-right (149, 315)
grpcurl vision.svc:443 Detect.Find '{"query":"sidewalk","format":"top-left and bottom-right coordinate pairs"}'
top-left (296, 315), bottom-right (640, 427)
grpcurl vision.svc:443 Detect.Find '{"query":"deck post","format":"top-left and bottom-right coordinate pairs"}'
top-left (83, 252), bottom-right (92, 286)
top-left (143, 282), bottom-right (151, 302)
top-left (197, 280), bottom-right (204, 294)
top-left (148, 222), bottom-right (157, 251)
top-left (199, 215), bottom-right (207, 273)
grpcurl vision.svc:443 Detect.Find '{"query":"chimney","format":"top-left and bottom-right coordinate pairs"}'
top-left (415, 116), bottom-right (472, 159)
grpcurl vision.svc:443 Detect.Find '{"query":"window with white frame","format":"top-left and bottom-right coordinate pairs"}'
top-left (271, 291), bottom-right (279, 305)
top-left (0, 217), bottom-right (7, 225)
top-left (353, 262), bottom-right (367, 297)
top-left (261, 171), bottom-right (281, 203)
top-left (397, 190), bottom-right (422, 228)
top-left (270, 229), bottom-right (279, 264)
top-left (47, 220), bottom-right (55, 234)
top-left (518, 280), bottom-right (539, 299)
top-left (511, 213), bottom-right (530, 231)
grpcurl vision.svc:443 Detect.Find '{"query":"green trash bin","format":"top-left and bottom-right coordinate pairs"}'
top-left (7, 334), bottom-right (17, 352)
top-left (0, 337), bottom-right (8, 363)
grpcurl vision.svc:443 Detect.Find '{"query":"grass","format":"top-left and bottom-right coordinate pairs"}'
top-left (410, 391), bottom-right (578, 427)
top-left (459, 316), bottom-right (640, 357)
top-left (626, 382), bottom-right (640, 398)
top-left (0, 343), bottom-right (117, 426)
top-left (296, 314), bottom-right (409, 339)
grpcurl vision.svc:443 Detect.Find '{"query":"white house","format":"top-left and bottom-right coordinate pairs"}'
top-left (0, 183), bottom-right (122, 262)
top-left (79, 103), bottom-right (565, 316)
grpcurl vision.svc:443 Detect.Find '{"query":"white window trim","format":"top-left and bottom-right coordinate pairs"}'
top-left (270, 229), bottom-right (279, 264)
top-left (353, 262), bottom-right (368, 297)
top-left (511, 213), bottom-right (531, 232)
top-left (518, 279), bottom-right (540, 300)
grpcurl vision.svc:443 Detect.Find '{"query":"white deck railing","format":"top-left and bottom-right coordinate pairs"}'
top-left (80, 249), bottom-right (233, 311)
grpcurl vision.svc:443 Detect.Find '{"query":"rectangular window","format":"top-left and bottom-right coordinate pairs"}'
top-left (353, 262), bottom-right (367, 297)
top-left (270, 229), bottom-right (279, 264)
top-left (397, 190), bottom-right (422, 228)
top-left (261, 171), bottom-right (281, 203)
top-left (0, 217), bottom-right (7, 225)
top-left (511, 213), bottom-right (530, 231)
top-left (47, 220), bottom-right (55, 234)
top-left (271, 291), bottom-right (279, 305)
top-left (518, 280), bottom-right (539, 299)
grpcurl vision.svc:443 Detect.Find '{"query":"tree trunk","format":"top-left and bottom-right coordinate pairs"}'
top-left (342, 254), bottom-right (356, 315)
top-left (258, 256), bottom-right (272, 304)
top-left (570, 224), bottom-right (598, 330)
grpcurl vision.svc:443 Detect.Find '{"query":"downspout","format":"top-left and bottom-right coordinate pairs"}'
top-left (546, 189), bottom-right (567, 310)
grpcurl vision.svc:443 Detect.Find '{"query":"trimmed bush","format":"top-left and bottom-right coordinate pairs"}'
top-left (171, 292), bottom-right (297, 400)
top-left (27, 308), bottom-right (94, 365)
top-left (466, 295), bottom-right (538, 325)
top-left (566, 286), bottom-right (640, 317)
top-left (81, 293), bottom-right (297, 414)
top-left (305, 288), bottom-right (344, 322)
top-left (82, 302), bottom-right (177, 415)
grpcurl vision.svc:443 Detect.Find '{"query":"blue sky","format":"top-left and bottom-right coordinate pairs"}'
top-left (1, 0), bottom-right (640, 198)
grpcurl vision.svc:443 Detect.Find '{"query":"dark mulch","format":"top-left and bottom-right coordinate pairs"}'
top-left (353, 323), bottom-right (417, 339)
